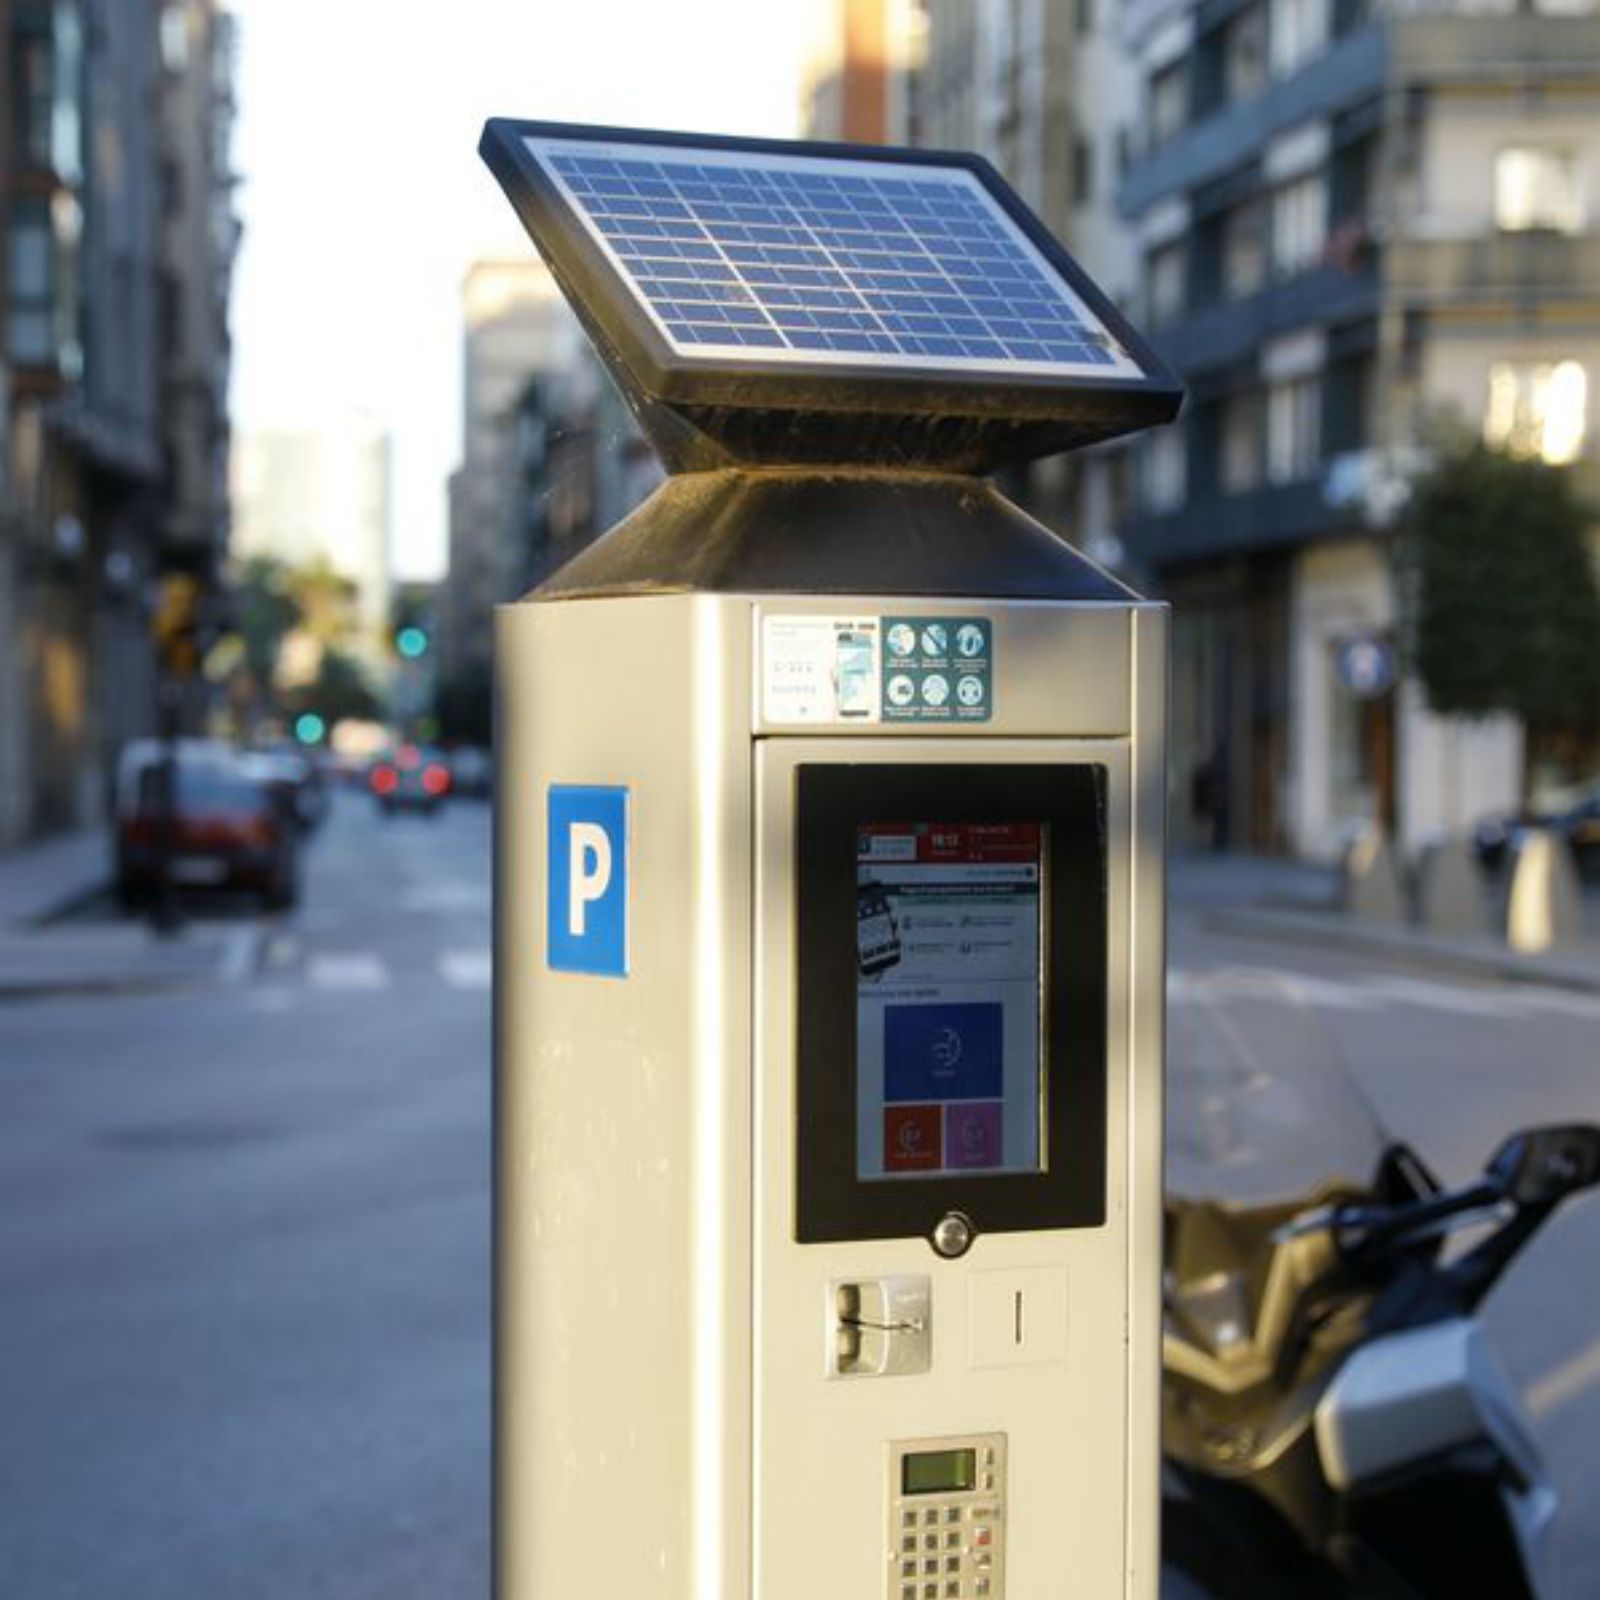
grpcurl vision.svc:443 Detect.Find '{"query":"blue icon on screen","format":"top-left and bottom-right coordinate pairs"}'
top-left (884, 1003), bottom-right (1003, 1103)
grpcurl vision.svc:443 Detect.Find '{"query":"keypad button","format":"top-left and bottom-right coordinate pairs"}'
top-left (945, 1530), bottom-right (961, 1549)
top-left (923, 1584), bottom-right (938, 1600)
top-left (945, 1583), bottom-right (961, 1598)
top-left (945, 1554), bottom-right (961, 1573)
top-left (901, 1559), bottom-right (917, 1578)
top-left (946, 1507), bottom-right (962, 1524)
top-left (924, 1508), bottom-right (940, 1526)
top-left (903, 1535), bottom-right (918, 1553)
top-left (974, 1529), bottom-right (992, 1549)
top-left (901, 1587), bottom-right (916, 1600)
top-left (975, 1581), bottom-right (990, 1598)
top-left (924, 1533), bottom-right (940, 1551)
top-left (904, 1511), bottom-right (918, 1529)
top-left (974, 1552), bottom-right (993, 1571)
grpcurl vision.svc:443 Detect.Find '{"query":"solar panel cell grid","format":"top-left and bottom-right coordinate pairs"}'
top-left (529, 140), bottom-right (1138, 377)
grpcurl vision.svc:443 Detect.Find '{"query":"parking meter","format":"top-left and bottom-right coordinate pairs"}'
top-left (482, 120), bottom-right (1183, 1600)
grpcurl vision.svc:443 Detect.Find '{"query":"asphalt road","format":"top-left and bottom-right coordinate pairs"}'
top-left (1, 798), bottom-right (1597, 1597)
top-left (0, 794), bottom-right (493, 1600)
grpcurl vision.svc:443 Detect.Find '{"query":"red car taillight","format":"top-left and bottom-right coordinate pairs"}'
top-left (371, 765), bottom-right (398, 795)
top-left (422, 763), bottom-right (450, 797)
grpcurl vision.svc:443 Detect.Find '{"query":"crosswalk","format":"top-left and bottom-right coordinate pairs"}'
top-left (250, 940), bottom-right (1600, 1022)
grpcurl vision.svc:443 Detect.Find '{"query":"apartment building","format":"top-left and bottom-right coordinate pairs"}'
top-left (1118, 0), bottom-right (1600, 855)
top-left (0, 0), bottom-right (237, 847)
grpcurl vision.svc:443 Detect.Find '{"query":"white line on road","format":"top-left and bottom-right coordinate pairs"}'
top-left (399, 882), bottom-right (490, 913)
top-left (307, 952), bottom-right (391, 991)
top-left (438, 949), bottom-right (492, 989)
top-left (1172, 966), bottom-right (1600, 1022)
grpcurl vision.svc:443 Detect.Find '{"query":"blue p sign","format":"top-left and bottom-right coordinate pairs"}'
top-left (547, 785), bottom-right (628, 977)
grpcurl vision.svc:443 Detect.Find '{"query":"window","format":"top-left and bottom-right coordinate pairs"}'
top-left (1073, 136), bottom-right (1094, 204)
top-left (1270, 0), bottom-right (1328, 76)
top-left (6, 202), bottom-right (53, 364)
top-left (1220, 393), bottom-right (1263, 493)
top-left (1141, 424), bottom-right (1187, 512)
top-left (10, 13), bottom-right (53, 165)
top-left (1267, 377), bottom-right (1322, 482)
top-left (1223, 200), bottom-right (1268, 298)
top-left (1146, 242), bottom-right (1186, 324)
top-left (1150, 63), bottom-right (1187, 145)
top-left (1271, 174), bottom-right (1326, 277)
top-left (1224, 5), bottom-right (1267, 102)
top-left (1484, 361), bottom-right (1588, 465)
top-left (1495, 148), bottom-right (1582, 234)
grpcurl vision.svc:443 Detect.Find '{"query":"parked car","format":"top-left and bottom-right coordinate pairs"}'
top-left (115, 746), bottom-right (298, 910)
top-left (369, 745), bottom-right (451, 816)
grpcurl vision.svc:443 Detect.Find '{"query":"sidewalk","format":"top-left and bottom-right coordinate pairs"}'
top-left (0, 828), bottom-right (249, 1000)
top-left (1174, 848), bottom-right (1600, 994)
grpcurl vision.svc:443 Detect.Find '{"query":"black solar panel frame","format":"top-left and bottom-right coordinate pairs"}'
top-left (480, 118), bottom-right (1182, 431)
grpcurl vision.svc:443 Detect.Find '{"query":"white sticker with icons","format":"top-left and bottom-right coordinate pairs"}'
top-left (881, 615), bottom-right (993, 723)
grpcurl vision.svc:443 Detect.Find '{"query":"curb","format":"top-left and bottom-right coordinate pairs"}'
top-left (1205, 907), bottom-right (1600, 995)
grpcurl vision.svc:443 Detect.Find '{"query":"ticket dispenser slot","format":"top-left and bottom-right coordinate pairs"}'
top-left (831, 1276), bottom-right (932, 1378)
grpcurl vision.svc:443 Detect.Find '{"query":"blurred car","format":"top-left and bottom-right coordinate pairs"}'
top-left (243, 745), bottom-right (328, 832)
top-left (115, 744), bottom-right (298, 910)
top-left (369, 745), bottom-right (451, 816)
top-left (448, 746), bottom-right (492, 800)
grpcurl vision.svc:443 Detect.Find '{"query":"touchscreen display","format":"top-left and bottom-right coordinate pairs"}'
top-left (856, 823), bottom-right (1045, 1181)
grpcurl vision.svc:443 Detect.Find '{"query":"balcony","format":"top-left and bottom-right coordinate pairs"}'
top-left (1121, 476), bottom-right (1365, 567)
top-left (1120, 22), bottom-right (1386, 213)
top-left (1146, 259), bottom-right (1382, 377)
top-left (1386, 231), bottom-right (1600, 309)
top-left (1388, 9), bottom-right (1600, 81)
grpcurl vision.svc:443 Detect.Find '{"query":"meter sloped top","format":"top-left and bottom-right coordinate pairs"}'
top-left (480, 120), bottom-right (1182, 475)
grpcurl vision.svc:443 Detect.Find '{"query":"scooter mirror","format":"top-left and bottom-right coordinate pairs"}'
top-left (1487, 1124), bottom-right (1600, 1206)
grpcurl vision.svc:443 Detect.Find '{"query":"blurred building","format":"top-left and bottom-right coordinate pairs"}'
top-left (0, 0), bottom-right (237, 849)
top-left (1118, 0), bottom-right (1599, 856)
top-left (232, 415), bottom-right (395, 668)
top-left (441, 261), bottom-right (583, 721)
top-left (910, 2), bottom-right (1144, 578)
top-left (801, 0), bottom-right (929, 144)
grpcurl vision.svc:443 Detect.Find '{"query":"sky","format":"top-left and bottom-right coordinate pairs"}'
top-left (229, 0), bottom-right (811, 581)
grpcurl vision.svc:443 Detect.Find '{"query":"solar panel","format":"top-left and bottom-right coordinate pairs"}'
top-left (523, 136), bottom-right (1144, 381)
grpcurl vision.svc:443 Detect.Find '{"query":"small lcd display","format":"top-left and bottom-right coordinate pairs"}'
top-left (902, 1448), bottom-right (978, 1496)
top-left (856, 824), bottom-right (1045, 1181)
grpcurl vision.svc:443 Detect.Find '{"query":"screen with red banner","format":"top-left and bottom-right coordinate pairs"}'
top-left (855, 823), bottom-right (1046, 1181)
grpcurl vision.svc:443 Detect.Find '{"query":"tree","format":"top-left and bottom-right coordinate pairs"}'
top-left (1397, 440), bottom-right (1600, 801)
top-left (291, 647), bottom-right (383, 727)
top-left (233, 556), bottom-right (302, 717)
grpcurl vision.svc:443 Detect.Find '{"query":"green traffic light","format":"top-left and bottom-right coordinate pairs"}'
top-left (295, 712), bottom-right (327, 745)
top-left (396, 626), bottom-right (429, 660)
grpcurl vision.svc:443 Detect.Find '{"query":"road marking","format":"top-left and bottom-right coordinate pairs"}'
top-left (399, 882), bottom-right (489, 913)
top-left (1172, 966), bottom-right (1600, 1021)
top-left (439, 949), bottom-right (492, 989)
top-left (307, 952), bottom-right (391, 991)
top-left (1528, 1338), bottom-right (1600, 1418)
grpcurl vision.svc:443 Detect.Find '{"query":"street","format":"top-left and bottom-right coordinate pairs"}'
top-left (0, 795), bottom-right (492, 1600)
top-left (1, 798), bottom-right (1598, 1597)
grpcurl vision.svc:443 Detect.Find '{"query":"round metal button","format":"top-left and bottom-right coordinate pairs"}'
top-left (931, 1211), bottom-right (974, 1259)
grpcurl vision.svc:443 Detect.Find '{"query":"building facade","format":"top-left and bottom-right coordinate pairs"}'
top-left (441, 260), bottom-right (583, 712)
top-left (0, 0), bottom-right (237, 848)
top-left (1117, 0), bottom-right (1600, 857)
